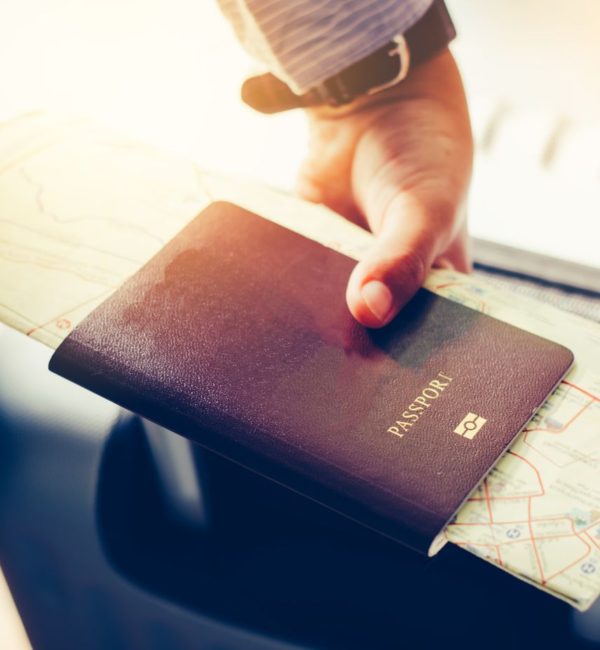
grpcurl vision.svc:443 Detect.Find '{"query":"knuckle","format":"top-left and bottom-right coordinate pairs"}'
top-left (391, 248), bottom-right (427, 290)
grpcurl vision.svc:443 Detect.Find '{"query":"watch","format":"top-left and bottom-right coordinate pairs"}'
top-left (241, 0), bottom-right (456, 114)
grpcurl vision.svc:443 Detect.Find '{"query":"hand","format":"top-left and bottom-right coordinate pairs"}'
top-left (297, 48), bottom-right (473, 328)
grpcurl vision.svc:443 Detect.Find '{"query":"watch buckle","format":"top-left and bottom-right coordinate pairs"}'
top-left (367, 34), bottom-right (411, 96)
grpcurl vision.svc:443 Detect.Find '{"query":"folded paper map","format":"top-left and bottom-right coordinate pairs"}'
top-left (1, 112), bottom-right (599, 610)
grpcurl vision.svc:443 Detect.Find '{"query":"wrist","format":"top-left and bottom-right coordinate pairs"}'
top-left (305, 47), bottom-right (452, 121)
top-left (242, 0), bottom-right (455, 115)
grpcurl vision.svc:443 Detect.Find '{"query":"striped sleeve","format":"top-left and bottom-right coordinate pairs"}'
top-left (218, 0), bottom-right (433, 93)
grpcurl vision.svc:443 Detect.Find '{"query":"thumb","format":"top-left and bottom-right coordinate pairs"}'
top-left (346, 191), bottom-right (452, 328)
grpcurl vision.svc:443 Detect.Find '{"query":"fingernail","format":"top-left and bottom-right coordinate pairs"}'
top-left (361, 280), bottom-right (393, 324)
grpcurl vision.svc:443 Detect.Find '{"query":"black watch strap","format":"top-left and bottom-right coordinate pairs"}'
top-left (242, 0), bottom-right (456, 114)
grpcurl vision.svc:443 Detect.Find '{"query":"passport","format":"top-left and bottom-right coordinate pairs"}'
top-left (48, 202), bottom-right (574, 555)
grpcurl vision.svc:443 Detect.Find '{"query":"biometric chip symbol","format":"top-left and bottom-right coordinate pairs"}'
top-left (454, 412), bottom-right (487, 439)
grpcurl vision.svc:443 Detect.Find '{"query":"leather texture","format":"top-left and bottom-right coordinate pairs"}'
top-left (49, 202), bottom-right (574, 554)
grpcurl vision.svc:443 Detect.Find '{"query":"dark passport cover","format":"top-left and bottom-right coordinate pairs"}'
top-left (49, 202), bottom-right (574, 555)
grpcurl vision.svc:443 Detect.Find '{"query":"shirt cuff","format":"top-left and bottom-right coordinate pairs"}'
top-left (220, 0), bottom-right (434, 94)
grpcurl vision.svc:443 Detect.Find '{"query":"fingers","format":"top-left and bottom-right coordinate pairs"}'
top-left (433, 219), bottom-right (471, 273)
top-left (346, 59), bottom-right (472, 327)
top-left (345, 192), bottom-right (447, 328)
top-left (296, 116), bottom-right (369, 228)
top-left (294, 50), bottom-right (472, 328)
